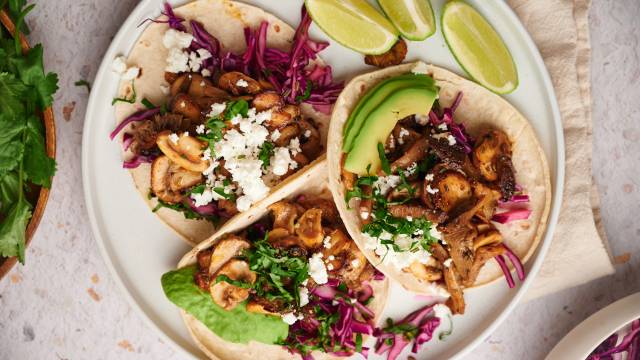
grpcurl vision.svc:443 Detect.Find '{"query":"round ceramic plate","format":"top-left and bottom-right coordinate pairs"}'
top-left (82, 0), bottom-right (564, 359)
top-left (547, 292), bottom-right (640, 360)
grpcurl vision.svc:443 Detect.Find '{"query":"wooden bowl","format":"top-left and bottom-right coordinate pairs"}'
top-left (0, 10), bottom-right (56, 280)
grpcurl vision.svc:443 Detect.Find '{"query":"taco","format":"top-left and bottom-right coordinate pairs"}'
top-left (109, 1), bottom-right (341, 244)
top-left (327, 62), bottom-right (551, 314)
top-left (161, 159), bottom-right (388, 359)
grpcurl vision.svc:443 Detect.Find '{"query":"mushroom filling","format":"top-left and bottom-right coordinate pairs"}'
top-left (192, 196), bottom-right (377, 357)
top-left (343, 94), bottom-right (528, 314)
top-left (133, 70), bottom-right (324, 220)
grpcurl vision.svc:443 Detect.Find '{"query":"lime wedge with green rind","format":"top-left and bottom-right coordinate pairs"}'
top-left (441, 0), bottom-right (518, 94)
top-left (378, 0), bottom-right (436, 41)
top-left (305, 0), bottom-right (399, 55)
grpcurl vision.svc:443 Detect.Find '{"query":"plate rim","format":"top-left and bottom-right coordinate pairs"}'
top-left (81, 0), bottom-right (566, 359)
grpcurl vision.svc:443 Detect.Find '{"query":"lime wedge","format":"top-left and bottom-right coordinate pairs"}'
top-left (441, 0), bottom-right (518, 94)
top-left (305, 0), bottom-right (399, 55)
top-left (378, 0), bottom-right (436, 41)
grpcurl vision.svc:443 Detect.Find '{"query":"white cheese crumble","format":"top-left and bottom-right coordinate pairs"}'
top-left (412, 62), bottom-right (430, 75)
top-left (201, 148), bottom-right (211, 161)
top-left (405, 162), bottom-right (418, 176)
top-left (447, 134), bottom-right (457, 146)
top-left (236, 79), bottom-right (249, 87)
top-left (168, 133), bottom-right (180, 145)
top-left (111, 56), bottom-right (127, 75)
top-left (201, 68), bottom-right (212, 77)
top-left (188, 48), bottom-right (212, 72)
top-left (163, 29), bottom-right (194, 49)
top-left (425, 173), bottom-right (435, 181)
top-left (270, 129), bottom-right (281, 142)
top-left (327, 264), bottom-right (335, 271)
top-left (299, 287), bottom-right (309, 307)
top-left (328, 255), bottom-right (335, 261)
top-left (281, 312), bottom-right (298, 325)
top-left (323, 236), bottom-right (332, 249)
top-left (208, 103), bottom-right (226, 118)
top-left (360, 211), bottom-right (370, 220)
top-left (373, 175), bottom-right (401, 196)
top-left (351, 259), bottom-right (361, 268)
top-left (363, 232), bottom-right (433, 270)
top-left (398, 128), bottom-right (410, 145)
top-left (308, 253), bottom-right (328, 284)
top-left (166, 47), bottom-right (190, 73)
top-left (438, 123), bottom-right (448, 131)
top-left (289, 138), bottom-right (301, 156)
top-left (122, 66), bottom-right (140, 81)
top-left (160, 84), bottom-right (170, 95)
top-left (443, 258), bottom-right (453, 268)
top-left (426, 184), bottom-right (439, 194)
top-left (415, 113), bottom-right (430, 126)
top-left (196, 124), bottom-right (205, 134)
top-left (304, 130), bottom-right (311, 138)
top-left (271, 147), bottom-right (295, 176)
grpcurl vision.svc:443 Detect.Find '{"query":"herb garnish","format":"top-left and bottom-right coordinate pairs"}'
top-left (141, 97), bottom-right (156, 109)
top-left (152, 198), bottom-right (218, 223)
top-left (111, 80), bottom-right (137, 105)
top-left (224, 99), bottom-right (249, 120)
top-left (377, 142), bottom-right (391, 175)
top-left (0, 12), bottom-right (58, 263)
top-left (295, 79), bottom-right (313, 102)
top-left (215, 274), bottom-right (252, 289)
top-left (74, 79), bottom-right (91, 92)
top-left (258, 141), bottom-right (275, 168)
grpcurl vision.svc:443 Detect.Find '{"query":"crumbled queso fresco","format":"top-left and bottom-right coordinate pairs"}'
top-left (162, 29), bottom-right (212, 74)
top-left (189, 104), bottom-right (301, 211)
top-left (308, 252), bottom-right (328, 284)
top-left (363, 229), bottom-right (442, 270)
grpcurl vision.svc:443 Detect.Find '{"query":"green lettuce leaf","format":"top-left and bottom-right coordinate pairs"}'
top-left (161, 265), bottom-right (289, 345)
top-left (0, 197), bottom-right (31, 262)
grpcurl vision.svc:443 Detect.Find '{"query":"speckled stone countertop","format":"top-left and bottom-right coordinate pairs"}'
top-left (0, 1), bottom-right (638, 359)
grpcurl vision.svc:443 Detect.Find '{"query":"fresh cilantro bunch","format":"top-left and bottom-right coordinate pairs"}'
top-left (0, 7), bottom-right (58, 263)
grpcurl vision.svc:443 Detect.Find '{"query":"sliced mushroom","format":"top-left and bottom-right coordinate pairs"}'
top-left (322, 229), bottom-right (368, 286)
top-left (188, 74), bottom-right (230, 99)
top-left (156, 131), bottom-right (209, 172)
top-left (462, 243), bottom-right (506, 287)
top-left (472, 130), bottom-right (512, 182)
top-left (390, 139), bottom-right (429, 173)
top-left (197, 249), bottom-right (213, 269)
top-left (171, 93), bottom-right (202, 121)
top-left (297, 196), bottom-right (341, 226)
top-left (432, 171), bottom-right (473, 213)
top-left (218, 71), bottom-right (262, 95)
top-left (472, 182), bottom-right (501, 222)
top-left (217, 199), bottom-right (239, 217)
top-left (387, 204), bottom-right (448, 224)
top-left (168, 167), bottom-right (203, 193)
top-left (267, 109), bottom-right (295, 130)
top-left (299, 119), bottom-right (323, 160)
top-left (170, 73), bottom-right (192, 96)
top-left (295, 208), bottom-right (324, 249)
top-left (150, 156), bottom-right (184, 204)
top-left (252, 91), bottom-right (284, 112)
top-left (273, 124), bottom-right (300, 147)
top-left (443, 265), bottom-right (465, 315)
top-left (364, 38), bottom-right (407, 68)
top-left (268, 201), bottom-right (300, 234)
top-left (208, 235), bottom-right (251, 275)
top-left (246, 301), bottom-right (280, 316)
top-left (209, 259), bottom-right (256, 310)
top-left (473, 229), bottom-right (502, 251)
top-left (407, 261), bottom-right (443, 282)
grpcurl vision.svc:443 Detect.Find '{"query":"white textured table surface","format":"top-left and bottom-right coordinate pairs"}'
top-left (1, 1), bottom-right (639, 359)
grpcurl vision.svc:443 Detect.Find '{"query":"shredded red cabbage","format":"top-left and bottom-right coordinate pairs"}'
top-left (492, 209), bottom-right (532, 224)
top-left (588, 324), bottom-right (640, 360)
top-left (429, 92), bottom-right (473, 153)
top-left (498, 194), bottom-right (530, 206)
top-left (122, 133), bottom-right (134, 151)
top-left (374, 305), bottom-right (441, 360)
top-left (187, 197), bottom-right (219, 217)
top-left (282, 281), bottom-right (375, 359)
top-left (110, 107), bottom-right (160, 140)
top-left (373, 269), bottom-right (386, 281)
top-left (495, 254), bottom-right (515, 288)
top-left (122, 155), bottom-right (155, 169)
top-left (502, 244), bottom-right (525, 281)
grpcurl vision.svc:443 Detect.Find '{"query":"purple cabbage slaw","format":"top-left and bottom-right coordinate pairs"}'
top-left (588, 319), bottom-right (640, 360)
top-left (495, 244), bottom-right (526, 289)
top-left (429, 92), bottom-right (473, 154)
top-left (281, 279), bottom-right (376, 359)
top-left (374, 304), bottom-right (442, 360)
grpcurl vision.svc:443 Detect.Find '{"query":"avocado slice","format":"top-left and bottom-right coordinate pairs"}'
top-left (343, 73), bottom-right (437, 153)
top-left (344, 86), bottom-right (438, 175)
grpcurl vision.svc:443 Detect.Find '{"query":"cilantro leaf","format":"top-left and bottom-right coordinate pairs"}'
top-left (112, 80), bottom-right (136, 105)
top-left (0, 72), bottom-right (28, 116)
top-left (258, 142), bottom-right (275, 168)
top-left (74, 79), bottom-right (91, 92)
top-left (9, 44), bottom-right (59, 108)
top-left (224, 99), bottom-right (248, 120)
top-left (22, 115), bottom-right (55, 187)
top-left (0, 197), bottom-right (31, 262)
top-left (0, 171), bottom-right (20, 214)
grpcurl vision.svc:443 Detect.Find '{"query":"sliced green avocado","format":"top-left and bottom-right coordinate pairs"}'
top-left (344, 86), bottom-right (438, 175)
top-left (343, 73), bottom-right (437, 153)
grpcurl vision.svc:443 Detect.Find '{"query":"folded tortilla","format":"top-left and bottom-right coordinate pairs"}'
top-left (326, 62), bottom-right (552, 294)
top-left (114, 0), bottom-right (330, 245)
top-left (174, 158), bottom-right (389, 360)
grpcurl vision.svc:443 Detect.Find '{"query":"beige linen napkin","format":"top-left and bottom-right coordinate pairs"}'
top-left (506, 0), bottom-right (615, 299)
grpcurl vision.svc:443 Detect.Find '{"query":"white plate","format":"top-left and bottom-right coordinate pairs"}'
top-left (82, 0), bottom-right (565, 359)
top-left (547, 292), bottom-right (640, 360)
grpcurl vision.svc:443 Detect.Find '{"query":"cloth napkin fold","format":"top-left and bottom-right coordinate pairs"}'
top-left (506, 0), bottom-right (615, 300)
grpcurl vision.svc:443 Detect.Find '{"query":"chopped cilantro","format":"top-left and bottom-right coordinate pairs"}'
top-left (112, 80), bottom-right (136, 105)
top-left (152, 198), bottom-right (218, 223)
top-left (295, 79), bottom-right (313, 102)
top-left (378, 142), bottom-right (391, 175)
top-left (258, 141), bottom-right (275, 168)
top-left (141, 97), bottom-right (156, 109)
top-left (214, 274), bottom-right (252, 289)
top-left (74, 79), bottom-right (91, 92)
top-left (224, 99), bottom-right (248, 120)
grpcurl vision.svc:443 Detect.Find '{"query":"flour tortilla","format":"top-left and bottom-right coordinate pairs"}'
top-left (114, 0), bottom-right (330, 245)
top-left (326, 62), bottom-right (551, 294)
top-left (175, 158), bottom-right (389, 360)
